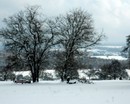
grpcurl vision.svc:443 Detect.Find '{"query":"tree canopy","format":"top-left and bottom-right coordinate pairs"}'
top-left (0, 6), bottom-right (59, 82)
top-left (51, 9), bottom-right (104, 81)
top-left (0, 6), bottom-right (104, 82)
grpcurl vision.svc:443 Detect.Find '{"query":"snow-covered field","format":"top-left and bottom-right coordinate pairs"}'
top-left (91, 55), bottom-right (127, 60)
top-left (87, 45), bottom-right (127, 60)
top-left (0, 80), bottom-right (130, 104)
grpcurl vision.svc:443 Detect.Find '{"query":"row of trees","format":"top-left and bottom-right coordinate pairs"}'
top-left (99, 60), bottom-right (128, 80)
top-left (78, 59), bottom-right (128, 80)
top-left (0, 6), bottom-right (103, 82)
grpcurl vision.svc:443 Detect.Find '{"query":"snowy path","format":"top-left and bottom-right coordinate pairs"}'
top-left (0, 80), bottom-right (130, 104)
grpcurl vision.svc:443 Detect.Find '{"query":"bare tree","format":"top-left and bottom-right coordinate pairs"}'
top-left (123, 35), bottom-right (130, 69)
top-left (52, 9), bottom-right (104, 81)
top-left (0, 6), bottom-right (59, 83)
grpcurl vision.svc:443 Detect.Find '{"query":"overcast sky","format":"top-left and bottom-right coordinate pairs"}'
top-left (0, 0), bottom-right (130, 45)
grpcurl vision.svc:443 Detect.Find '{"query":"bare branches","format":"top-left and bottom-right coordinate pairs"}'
top-left (0, 6), bottom-right (105, 82)
top-left (52, 8), bottom-right (104, 79)
top-left (0, 6), bottom-right (60, 82)
top-left (55, 8), bottom-right (104, 56)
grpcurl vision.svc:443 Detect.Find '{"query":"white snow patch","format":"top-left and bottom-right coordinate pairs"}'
top-left (91, 55), bottom-right (127, 60)
top-left (78, 70), bottom-right (89, 79)
top-left (13, 71), bottom-right (31, 77)
top-left (126, 69), bottom-right (130, 78)
top-left (97, 45), bottom-right (123, 48)
top-left (0, 80), bottom-right (130, 104)
top-left (40, 69), bottom-right (57, 79)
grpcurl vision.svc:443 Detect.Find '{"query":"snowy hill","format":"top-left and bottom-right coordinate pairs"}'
top-left (87, 45), bottom-right (127, 60)
top-left (0, 44), bottom-right (128, 71)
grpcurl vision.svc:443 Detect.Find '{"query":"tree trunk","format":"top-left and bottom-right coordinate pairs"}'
top-left (62, 52), bottom-right (75, 82)
top-left (36, 65), bottom-right (39, 82)
top-left (32, 72), bottom-right (37, 83)
top-left (30, 65), bottom-right (37, 83)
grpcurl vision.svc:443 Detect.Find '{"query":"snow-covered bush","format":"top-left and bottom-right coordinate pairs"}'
top-left (78, 77), bottom-right (94, 84)
top-left (40, 72), bottom-right (54, 80)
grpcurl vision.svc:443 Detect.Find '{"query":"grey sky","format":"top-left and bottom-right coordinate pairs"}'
top-left (0, 0), bottom-right (130, 45)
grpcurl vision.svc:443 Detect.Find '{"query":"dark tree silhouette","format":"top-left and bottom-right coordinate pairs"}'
top-left (123, 35), bottom-right (130, 68)
top-left (0, 6), bottom-right (59, 83)
top-left (51, 9), bottom-right (104, 81)
top-left (100, 60), bottom-right (128, 80)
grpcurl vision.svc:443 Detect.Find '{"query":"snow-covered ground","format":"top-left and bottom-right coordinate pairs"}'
top-left (0, 80), bottom-right (130, 104)
top-left (91, 55), bottom-right (127, 60)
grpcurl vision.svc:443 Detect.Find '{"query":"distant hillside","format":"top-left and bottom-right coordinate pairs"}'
top-left (0, 44), bottom-right (128, 71)
top-left (87, 45), bottom-right (127, 60)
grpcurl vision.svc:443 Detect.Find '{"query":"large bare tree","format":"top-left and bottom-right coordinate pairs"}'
top-left (52, 9), bottom-right (104, 81)
top-left (0, 6), bottom-right (59, 82)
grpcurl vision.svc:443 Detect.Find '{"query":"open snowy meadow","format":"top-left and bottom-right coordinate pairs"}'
top-left (0, 80), bottom-right (130, 104)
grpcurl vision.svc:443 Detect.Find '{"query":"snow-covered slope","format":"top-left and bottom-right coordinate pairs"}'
top-left (0, 80), bottom-right (130, 104)
top-left (88, 45), bottom-right (127, 60)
